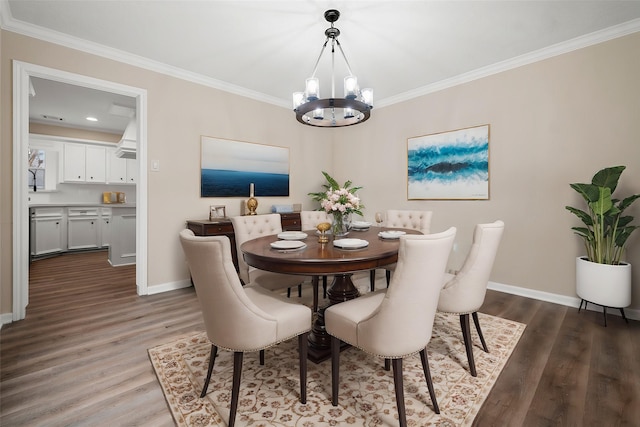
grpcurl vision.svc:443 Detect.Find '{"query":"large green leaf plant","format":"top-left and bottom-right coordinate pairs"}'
top-left (566, 166), bottom-right (640, 265)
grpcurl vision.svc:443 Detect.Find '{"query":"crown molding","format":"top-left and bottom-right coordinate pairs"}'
top-left (0, 1), bottom-right (289, 109)
top-left (378, 18), bottom-right (640, 108)
top-left (2, 0), bottom-right (639, 111)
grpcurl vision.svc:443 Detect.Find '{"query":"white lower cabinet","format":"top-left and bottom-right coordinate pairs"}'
top-left (31, 208), bottom-right (66, 256)
top-left (100, 208), bottom-right (112, 247)
top-left (31, 205), bottom-right (134, 260)
top-left (67, 208), bottom-right (100, 250)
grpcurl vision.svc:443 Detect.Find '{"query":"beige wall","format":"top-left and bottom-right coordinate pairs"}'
top-left (334, 32), bottom-right (640, 307)
top-left (2, 29), bottom-right (639, 317)
top-left (0, 31), bottom-right (332, 314)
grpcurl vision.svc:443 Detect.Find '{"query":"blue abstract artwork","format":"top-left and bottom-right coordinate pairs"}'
top-left (201, 137), bottom-right (290, 197)
top-left (407, 125), bottom-right (489, 200)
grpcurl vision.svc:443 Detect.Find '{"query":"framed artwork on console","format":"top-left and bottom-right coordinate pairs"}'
top-left (407, 124), bottom-right (490, 200)
top-left (200, 136), bottom-right (290, 197)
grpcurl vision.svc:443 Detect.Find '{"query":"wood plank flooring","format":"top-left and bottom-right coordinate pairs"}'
top-left (1, 251), bottom-right (638, 426)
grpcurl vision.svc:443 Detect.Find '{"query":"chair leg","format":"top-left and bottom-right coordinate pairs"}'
top-left (298, 332), bottom-right (309, 404)
top-left (603, 305), bottom-right (608, 327)
top-left (472, 312), bottom-right (489, 353)
top-left (322, 276), bottom-right (328, 298)
top-left (298, 284), bottom-right (302, 297)
top-left (229, 352), bottom-right (244, 427)
top-left (259, 349), bottom-right (265, 365)
top-left (419, 348), bottom-right (440, 414)
top-left (369, 269), bottom-right (376, 292)
top-left (331, 335), bottom-right (341, 406)
top-left (460, 314), bottom-right (477, 376)
top-left (287, 288), bottom-right (291, 298)
top-left (384, 358), bottom-right (391, 371)
top-left (385, 270), bottom-right (391, 287)
top-left (391, 358), bottom-right (407, 427)
top-left (200, 344), bottom-right (218, 398)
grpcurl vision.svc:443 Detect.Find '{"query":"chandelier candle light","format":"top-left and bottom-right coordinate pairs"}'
top-left (293, 9), bottom-right (373, 127)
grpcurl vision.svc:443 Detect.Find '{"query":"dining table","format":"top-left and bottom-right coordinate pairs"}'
top-left (240, 226), bottom-right (421, 362)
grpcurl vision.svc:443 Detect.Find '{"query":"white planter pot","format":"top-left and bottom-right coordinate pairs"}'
top-left (576, 256), bottom-right (632, 308)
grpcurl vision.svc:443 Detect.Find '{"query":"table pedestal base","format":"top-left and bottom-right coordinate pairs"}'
top-left (308, 273), bottom-right (360, 363)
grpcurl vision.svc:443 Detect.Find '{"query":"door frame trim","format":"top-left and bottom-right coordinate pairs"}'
top-left (12, 61), bottom-right (148, 321)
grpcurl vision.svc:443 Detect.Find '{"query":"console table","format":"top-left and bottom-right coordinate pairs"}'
top-left (186, 212), bottom-right (301, 272)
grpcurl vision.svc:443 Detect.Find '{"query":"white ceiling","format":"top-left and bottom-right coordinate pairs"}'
top-left (4, 1), bottom-right (640, 133)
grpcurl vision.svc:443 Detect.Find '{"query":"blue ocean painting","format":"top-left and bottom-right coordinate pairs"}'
top-left (200, 137), bottom-right (290, 197)
top-left (407, 125), bottom-right (489, 199)
top-left (201, 169), bottom-right (289, 197)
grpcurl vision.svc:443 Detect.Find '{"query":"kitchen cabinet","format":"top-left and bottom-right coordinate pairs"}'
top-left (67, 207), bottom-right (100, 250)
top-left (62, 143), bottom-right (106, 183)
top-left (31, 207), bottom-right (66, 256)
top-left (100, 208), bottom-right (111, 247)
top-left (107, 148), bottom-right (137, 184)
top-left (109, 207), bottom-right (136, 266)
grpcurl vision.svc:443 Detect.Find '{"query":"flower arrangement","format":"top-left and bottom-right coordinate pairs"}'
top-left (309, 171), bottom-right (364, 236)
top-left (308, 171), bottom-right (364, 216)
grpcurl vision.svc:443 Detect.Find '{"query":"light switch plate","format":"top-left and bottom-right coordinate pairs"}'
top-left (151, 160), bottom-right (160, 171)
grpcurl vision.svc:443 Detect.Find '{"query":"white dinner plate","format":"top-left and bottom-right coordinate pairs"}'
top-left (333, 238), bottom-right (369, 249)
top-left (277, 231), bottom-right (308, 240)
top-left (351, 221), bottom-right (372, 229)
top-left (378, 230), bottom-right (406, 239)
top-left (270, 240), bottom-right (307, 250)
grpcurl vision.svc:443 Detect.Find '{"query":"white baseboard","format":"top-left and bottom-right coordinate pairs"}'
top-left (1, 312), bottom-right (14, 327)
top-left (488, 281), bottom-right (640, 321)
top-left (145, 279), bottom-right (192, 295)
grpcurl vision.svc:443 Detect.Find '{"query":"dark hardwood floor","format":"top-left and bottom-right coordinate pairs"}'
top-left (1, 251), bottom-right (638, 426)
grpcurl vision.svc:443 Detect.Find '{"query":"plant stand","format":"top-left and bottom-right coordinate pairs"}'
top-left (578, 298), bottom-right (629, 327)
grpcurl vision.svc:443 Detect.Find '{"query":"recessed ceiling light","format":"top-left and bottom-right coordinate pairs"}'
top-left (86, 116), bottom-right (98, 122)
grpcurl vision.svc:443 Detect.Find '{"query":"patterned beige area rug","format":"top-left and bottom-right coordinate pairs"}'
top-left (149, 311), bottom-right (524, 426)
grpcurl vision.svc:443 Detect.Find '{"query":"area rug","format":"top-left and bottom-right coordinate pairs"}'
top-left (149, 311), bottom-right (525, 426)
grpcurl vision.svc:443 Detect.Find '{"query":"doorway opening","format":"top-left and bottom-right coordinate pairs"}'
top-left (12, 61), bottom-right (148, 321)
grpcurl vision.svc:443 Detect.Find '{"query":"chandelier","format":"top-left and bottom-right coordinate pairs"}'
top-left (293, 9), bottom-right (373, 127)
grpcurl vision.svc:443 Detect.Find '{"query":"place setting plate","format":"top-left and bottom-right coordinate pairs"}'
top-left (270, 240), bottom-right (307, 250)
top-left (277, 231), bottom-right (308, 240)
top-left (333, 238), bottom-right (369, 249)
top-left (378, 230), bottom-right (406, 240)
top-left (351, 221), bottom-right (372, 231)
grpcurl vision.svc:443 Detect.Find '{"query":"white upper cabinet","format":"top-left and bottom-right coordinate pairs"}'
top-left (107, 147), bottom-right (137, 184)
top-left (85, 146), bottom-right (106, 182)
top-left (62, 143), bottom-right (86, 182)
top-left (62, 143), bottom-right (106, 183)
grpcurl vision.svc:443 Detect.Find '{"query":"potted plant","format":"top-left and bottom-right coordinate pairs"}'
top-left (565, 165), bottom-right (640, 315)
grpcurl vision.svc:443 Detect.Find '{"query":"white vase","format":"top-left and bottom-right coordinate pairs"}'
top-left (576, 256), bottom-right (631, 308)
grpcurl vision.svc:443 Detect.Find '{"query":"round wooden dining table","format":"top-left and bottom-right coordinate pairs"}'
top-left (241, 226), bottom-right (421, 362)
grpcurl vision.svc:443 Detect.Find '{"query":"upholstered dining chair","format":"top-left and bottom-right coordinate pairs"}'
top-left (231, 214), bottom-right (313, 305)
top-left (437, 220), bottom-right (504, 377)
top-left (179, 229), bottom-right (312, 427)
top-left (370, 209), bottom-right (433, 291)
top-left (300, 210), bottom-right (331, 301)
top-left (325, 228), bottom-right (456, 426)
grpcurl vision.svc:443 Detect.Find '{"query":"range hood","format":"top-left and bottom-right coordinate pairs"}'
top-left (115, 118), bottom-right (137, 159)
